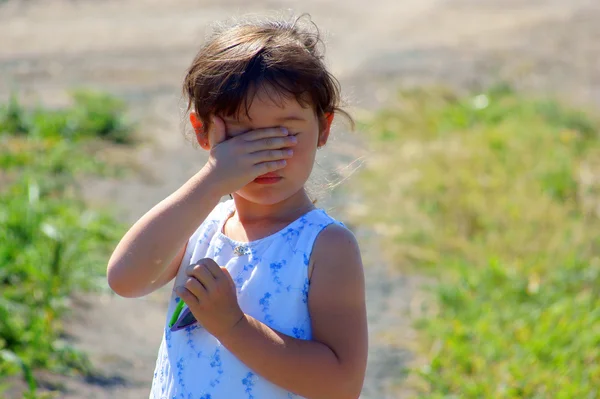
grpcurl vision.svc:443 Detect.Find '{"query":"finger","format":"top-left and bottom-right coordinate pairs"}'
top-left (252, 159), bottom-right (288, 175)
top-left (248, 148), bottom-right (294, 164)
top-left (186, 259), bottom-right (212, 276)
top-left (241, 127), bottom-right (289, 142)
top-left (187, 258), bottom-right (219, 277)
top-left (207, 115), bottom-right (227, 147)
top-left (244, 135), bottom-right (297, 153)
top-left (186, 261), bottom-right (216, 290)
top-left (177, 286), bottom-right (199, 306)
top-left (184, 276), bottom-right (208, 301)
top-left (200, 258), bottom-right (224, 280)
top-left (221, 267), bottom-right (237, 291)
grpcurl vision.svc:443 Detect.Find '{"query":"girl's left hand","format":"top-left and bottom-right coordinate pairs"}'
top-left (177, 258), bottom-right (244, 338)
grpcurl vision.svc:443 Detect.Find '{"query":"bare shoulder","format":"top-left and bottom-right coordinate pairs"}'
top-left (311, 223), bottom-right (362, 267)
top-left (309, 222), bottom-right (364, 281)
top-left (315, 222), bottom-right (360, 249)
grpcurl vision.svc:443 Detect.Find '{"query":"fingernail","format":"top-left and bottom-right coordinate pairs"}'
top-left (289, 136), bottom-right (297, 143)
top-left (281, 128), bottom-right (289, 135)
top-left (286, 149), bottom-right (294, 156)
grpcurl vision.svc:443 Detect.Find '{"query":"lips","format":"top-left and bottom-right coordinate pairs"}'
top-left (253, 172), bottom-right (283, 185)
top-left (256, 172), bottom-right (280, 179)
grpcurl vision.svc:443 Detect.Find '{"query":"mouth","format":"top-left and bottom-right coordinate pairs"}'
top-left (257, 172), bottom-right (279, 179)
top-left (253, 172), bottom-right (282, 184)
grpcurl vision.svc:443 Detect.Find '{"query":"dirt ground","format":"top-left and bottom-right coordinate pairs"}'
top-left (2, 0), bottom-right (599, 397)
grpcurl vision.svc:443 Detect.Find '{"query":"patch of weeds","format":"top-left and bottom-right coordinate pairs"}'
top-left (0, 90), bottom-right (134, 143)
top-left (349, 83), bottom-right (600, 397)
top-left (0, 91), bottom-right (131, 397)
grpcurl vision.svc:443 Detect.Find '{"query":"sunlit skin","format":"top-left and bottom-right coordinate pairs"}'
top-left (108, 86), bottom-right (367, 398)
top-left (179, 88), bottom-right (368, 398)
top-left (190, 88), bottom-right (333, 232)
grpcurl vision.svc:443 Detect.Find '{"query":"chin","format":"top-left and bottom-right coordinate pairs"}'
top-left (235, 183), bottom-right (304, 206)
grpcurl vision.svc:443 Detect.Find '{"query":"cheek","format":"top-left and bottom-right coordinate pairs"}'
top-left (287, 141), bottom-right (317, 171)
top-left (292, 132), bottom-right (318, 152)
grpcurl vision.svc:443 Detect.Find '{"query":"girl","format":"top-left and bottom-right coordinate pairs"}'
top-left (107, 14), bottom-right (368, 399)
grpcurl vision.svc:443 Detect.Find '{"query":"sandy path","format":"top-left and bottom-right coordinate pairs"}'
top-left (2, 0), bottom-right (599, 397)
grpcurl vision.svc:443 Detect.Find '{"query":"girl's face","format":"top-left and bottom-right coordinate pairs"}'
top-left (218, 87), bottom-right (332, 206)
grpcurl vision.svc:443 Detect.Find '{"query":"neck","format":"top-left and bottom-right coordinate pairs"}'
top-left (231, 189), bottom-right (315, 225)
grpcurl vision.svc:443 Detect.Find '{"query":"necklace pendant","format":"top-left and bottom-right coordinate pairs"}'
top-left (233, 245), bottom-right (250, 256)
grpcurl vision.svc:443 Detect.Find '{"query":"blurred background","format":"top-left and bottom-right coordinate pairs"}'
top-left (1, 0), bottom-right (599, 398)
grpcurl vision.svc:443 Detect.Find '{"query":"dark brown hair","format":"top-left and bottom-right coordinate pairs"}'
top-left (183, 13), bottom-right (352, 132)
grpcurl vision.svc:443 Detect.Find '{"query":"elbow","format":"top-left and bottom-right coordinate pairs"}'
top-left (325, 389), bottom-right (361, 399)
top-left (106, 263), bottom-right (140, 298)
top-left (323, 372), bottom-right (363, 399)
top-left (337, 383), bottom-right (363, 399)
top-left (335, 368), bottom-right (365, 399)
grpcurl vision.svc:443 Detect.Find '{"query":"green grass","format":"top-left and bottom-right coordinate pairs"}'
top-left (0, 91), bottom-right (131, 397)
top-left (349, 84), bottom-right (600, 398)
top-left (1, 90), bottom-right (133, 143)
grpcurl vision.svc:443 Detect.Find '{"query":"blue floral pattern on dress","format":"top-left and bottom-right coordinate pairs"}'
top-left (185, 326), bottom-right (203, 358)
top-left (259, 292), bottom-right (274, 325)
top-left (176, 357), bottom-right (186, 392)
top-left (242, 372), bottom-right (256, 399)
top-left (209, 347), bottom-right (224, 388)
top-left (149, 200), bottom-right (343, 398)
top-left (292, 327), bottom-right (306, 339)
top-left (165, 327), bottom-right (172, 349)
top-left (212, 242), bottom-right (224, 257)
top-left (301, 278), bottom-right (310, 304)
top-left (270, 260), bottom-right (286, 292)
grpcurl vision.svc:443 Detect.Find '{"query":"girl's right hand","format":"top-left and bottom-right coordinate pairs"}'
top-left (202, 116), bottom-right (297, 197)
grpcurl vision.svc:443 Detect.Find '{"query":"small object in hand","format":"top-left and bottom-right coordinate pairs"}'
top-left (169, 298), bottom-right (199, 331)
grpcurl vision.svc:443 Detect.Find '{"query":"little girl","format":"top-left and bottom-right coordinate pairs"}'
top-left (107, 14), bottom-right (368, 399)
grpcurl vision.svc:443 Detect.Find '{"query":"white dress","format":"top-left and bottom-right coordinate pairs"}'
top-left (149, 199), bottom-right (343, 398)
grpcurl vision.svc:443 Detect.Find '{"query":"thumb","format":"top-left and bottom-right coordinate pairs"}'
top-left (208, 116), bottom-right (227, 148)
top-left (221, 267), bottom-right (236, 291)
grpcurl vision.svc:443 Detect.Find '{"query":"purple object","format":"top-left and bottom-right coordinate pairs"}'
top-left (169, 305), bottom-right (200, 332)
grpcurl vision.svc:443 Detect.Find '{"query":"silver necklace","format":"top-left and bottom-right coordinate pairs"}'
top-left (226, 203), bottom-right (315, 256)
top-left (233, 245), bottom-right (252, 256)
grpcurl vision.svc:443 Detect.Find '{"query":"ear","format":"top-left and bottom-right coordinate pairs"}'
top-left (318, 112), bottom-right (334, 148)
top-left (190, 112), bottom-right (209, 150)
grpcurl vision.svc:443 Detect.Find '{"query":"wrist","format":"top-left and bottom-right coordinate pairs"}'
top-left (216, 312), bottom-right (248, 344)
top-left (185, 165), bottom-right (227, 202)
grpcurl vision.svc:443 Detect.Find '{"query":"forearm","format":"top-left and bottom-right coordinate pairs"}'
top-left (219, 314), bottom-right (361, 399)
top-left (107, 167), bottom-right (222, 296)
